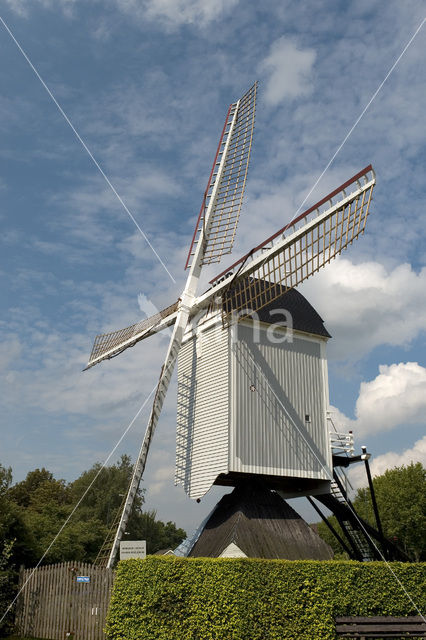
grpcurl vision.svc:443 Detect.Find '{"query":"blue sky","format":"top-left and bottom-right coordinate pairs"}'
top-left (0, 0), bottom-right (425, 533)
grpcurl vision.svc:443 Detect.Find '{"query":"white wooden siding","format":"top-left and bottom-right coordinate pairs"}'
top-left (175, 322), bottom-right (230, 499)
top-left (230, 323), bottom-right (331, 480)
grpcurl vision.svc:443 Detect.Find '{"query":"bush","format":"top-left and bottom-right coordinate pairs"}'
top-left (106, 557), bottom-right (426, 640)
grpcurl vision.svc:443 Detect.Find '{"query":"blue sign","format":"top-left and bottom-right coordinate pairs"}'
top-left (76, 576), bottom-right (90, 583)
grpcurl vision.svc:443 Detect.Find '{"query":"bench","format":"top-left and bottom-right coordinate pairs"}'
top-left (335, 616), bottom-right (426, 638)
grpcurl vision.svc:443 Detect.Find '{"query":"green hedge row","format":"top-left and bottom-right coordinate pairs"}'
top-left (106, 557), bottom-right (426, 640)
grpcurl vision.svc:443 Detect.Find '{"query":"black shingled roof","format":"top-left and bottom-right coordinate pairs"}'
top-left (189, 481), bottom-right (333, 560)
top-left (222, 279), bottom-right (331, 338)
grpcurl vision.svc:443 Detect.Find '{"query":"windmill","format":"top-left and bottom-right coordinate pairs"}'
top-left (85, 82), bottom-right (379, 567)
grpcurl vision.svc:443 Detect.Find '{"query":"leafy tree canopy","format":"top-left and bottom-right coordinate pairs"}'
top-left (0, 464), bottom-right (33, 567)
top-left (317, 462), bottom-right (426, 561)
top-left (353, 462), bottom-right (425, 561)
top-left (0, 457), bottom-right (186, 568)
top-left (0, 464), bottom-right (12, 495)
top-left (138, 509), bottom-right (187, 554)
top-left (69, 454), bottom-right (144, 529)
top-left (8, 467), bottom-right (55, 508)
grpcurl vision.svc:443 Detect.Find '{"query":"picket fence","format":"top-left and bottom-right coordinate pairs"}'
top-left (15, 561), bottom-right (115, 640)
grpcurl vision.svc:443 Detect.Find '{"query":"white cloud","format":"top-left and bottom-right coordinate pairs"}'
top-left (0, 336), bottom-right (22, 370)
top-left (44, 166), bottom-right (183, 261)
top-left (355, 362), bottom-right (426, 435)
top-left (258, 36), bottom-right (316, 106)
top-left (6, 0), bottom-right (237, 26)
top-left (92, 18), bottom-right (112, 42)
top-left (22, 329), bottom-right (169, 415)
top-left (148, 459), bottom-right (175, 496)
top-left (328, 405), bottom-right (354, 433)
top-left (348, 434), bottom-right (426, 489)
top-left (300, 259), bottom-right (426, 361)
top-left (104, 0), bottom-right (239, 28)
top-left (5, 0), bottom-right (77, 17)
top-left (330, 362), bottom-right (426, 437)
top-left (142, 0), bottom-right (239, 27)
top-left (4, 0), bottom-right (29, 15)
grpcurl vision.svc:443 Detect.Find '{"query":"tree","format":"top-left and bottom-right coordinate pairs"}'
top-left (0, 464), bottom-right (33, 568)
top-left (8, 467), bottom-right (55, 508)
top-left (0, 465), bottom-right (27, 635)
top-left (69, 454), bottom-right (145, 531)
top-left (0, 464), bottom-right (16, 543)
top-left (1, 456), bottom-right (186, 566)
top-left (0, 539), bottom-right (16, 636)
top-left (69, 456), bottom-right (186, 553)
top-left (137, 509), bottom-right (187, 554)
top-left (317, 462), bottom-right (426, 561)
top-left (7, 466), bottom-right (99, 564)
top-left (353, 462), bottom-right (425, 561)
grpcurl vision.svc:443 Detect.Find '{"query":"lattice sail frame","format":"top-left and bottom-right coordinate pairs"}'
top-left (185, 82), bottom-right (257, 268)
top-left (85, 84), bottom-right (257, 372)
top-left (207, 165), bottom-right (376, 324)
top-left (85, 301), bottom-right (178, 370)
top-left (86, 166), bottom-right (375, 370)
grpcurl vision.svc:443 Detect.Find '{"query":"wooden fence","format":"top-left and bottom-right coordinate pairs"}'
top-left (15, 561), bottom-right (115, 640)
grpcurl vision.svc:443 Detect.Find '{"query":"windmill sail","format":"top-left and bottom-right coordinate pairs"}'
top-left (86, 84), bottom-right (257, 371)
top-left (87, 166), bottom-right (374, 370)
top-left (185, 82), bottom-right (257, 268)
top-left (88, 77), bottom-right (377, 569)
top-left (206, 165), bottom-right (375, 324)
top-left (99, 304), bottom-right (191, 567)
top-left (84, 301), bottom-right (178, 370)
top-left (94, 84), bottom-right (258, 568)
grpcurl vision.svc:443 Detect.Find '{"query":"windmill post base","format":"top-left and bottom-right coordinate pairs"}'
top-left (187, 479), bottom-right (333, 560)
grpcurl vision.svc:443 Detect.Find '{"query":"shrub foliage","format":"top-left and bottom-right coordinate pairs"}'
top-left (106, 557), bottom-right (426, 640)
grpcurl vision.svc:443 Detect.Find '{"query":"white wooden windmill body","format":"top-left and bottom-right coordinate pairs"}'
top-left (84, 82), bottom-right (376, 566)
top-left (176, 287), bottom-right (332, 501)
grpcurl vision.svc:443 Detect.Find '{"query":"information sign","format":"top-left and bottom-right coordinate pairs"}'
top-left (120, 540), bottom-right (146, 560)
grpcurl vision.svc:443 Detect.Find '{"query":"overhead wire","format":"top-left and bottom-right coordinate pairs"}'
top-left (0, 15), bottom-right (176, 284)
top-left (237, 333), bottom-right (424, 618)
top-left (221, 17), bottom-right (425, 289)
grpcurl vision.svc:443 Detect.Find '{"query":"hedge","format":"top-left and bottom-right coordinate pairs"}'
top-left (106, 557), bottom-right (426, 640)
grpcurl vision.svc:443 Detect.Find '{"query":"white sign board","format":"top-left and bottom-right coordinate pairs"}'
top-left (120, 540), bottom-right (146, 560)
